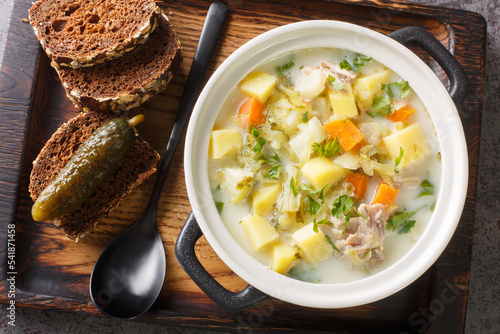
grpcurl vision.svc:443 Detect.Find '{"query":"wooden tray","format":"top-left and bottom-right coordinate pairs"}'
top-left (0, 0), bottom-right (486, 332)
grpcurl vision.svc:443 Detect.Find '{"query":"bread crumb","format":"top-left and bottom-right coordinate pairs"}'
top-left (21, 18), bottom-right (29, 23)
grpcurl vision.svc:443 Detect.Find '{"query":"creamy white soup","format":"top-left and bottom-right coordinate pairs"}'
top-left (208, 48), bottom-right (441, 284)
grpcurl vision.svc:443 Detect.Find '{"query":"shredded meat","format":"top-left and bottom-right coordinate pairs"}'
top-left (318, 60), bottom-right (357, 83)
top-left (321, 203), bottom-right (388, 268)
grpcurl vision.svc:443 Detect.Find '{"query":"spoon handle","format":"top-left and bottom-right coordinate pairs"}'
top-left (146, 1), bottom-right (229, 213)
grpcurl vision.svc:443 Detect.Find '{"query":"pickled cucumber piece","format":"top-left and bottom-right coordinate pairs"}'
top-left (32, 115), bottom-right (144, 222)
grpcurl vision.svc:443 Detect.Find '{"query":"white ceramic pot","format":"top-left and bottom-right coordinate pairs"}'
top-left (179, 20), bottom-right (469, 309)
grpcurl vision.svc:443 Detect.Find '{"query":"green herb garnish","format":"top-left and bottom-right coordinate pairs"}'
top-left (250, 127), bottom-right (260, 138)
top-left (352, 54), bottom-right (372, 73)
top-left (302, 111), bottom-right (309, 123)
top-left (313, 217), bottom-right (332, 233)
top-left (331, 194), bottom-right (355, 218)
top-left (290, 177), bottom-right (299, 197)
top-left (300, 183), bottom-right (328, 204)
top-left (395, 147), bottom-right (404, 167)
top-left (331, 195), bottom-right (367, 220)
top-left (325, 235), bottom-right (339, 252)
top-left (306, 195), bottom-right (322, 216)
top-left (252, 137), bottom-right (266, 155)
top-left (312, 137), bottom-right (341, 158)
top-left (394, 147), bottom-right (404, 173)
top-left (385, 80), bottom-right (411, 99)
top-left (386, 210), bottom-right (416, 233)
top-left (255, 151), bottom-right (282, 180)
top-left (265, 164), bottom-right (283, 180)
top-left (276, 61), bottom-right (295, 76)
top-left (215, 201), bottom-right (224, 214)
top-left (338, 54), bottom-right (372, 73)
top-left (339, 59), bottom-right (351, 70)
top-left (327, 75), bottom-right (344, 91)
top-left (418, 179), bottom-right (435, 197)
top-left (372, 95), bottom-right (395, 115)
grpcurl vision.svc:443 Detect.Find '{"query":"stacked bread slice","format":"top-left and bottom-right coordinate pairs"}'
top-left (29, 0), bottom-right (182, 112)
top-left (27, 0), bottom-right (180, 240)
top-left (29, 112), bottom-right (161, 241)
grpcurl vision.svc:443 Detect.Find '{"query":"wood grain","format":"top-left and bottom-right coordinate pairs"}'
top-left (0, 0), bottom-right (486, 332)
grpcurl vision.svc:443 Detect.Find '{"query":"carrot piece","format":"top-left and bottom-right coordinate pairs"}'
top-left (346, 173), bottom-right (369, 199)
top-left (386, 106), bottom-right (415, 122)
top-left (237, 97), bottom-right (266, 127)
top-left (324, 119), bottom-right (364, 152)
top-left (372, 182), bottom-right (399, 206)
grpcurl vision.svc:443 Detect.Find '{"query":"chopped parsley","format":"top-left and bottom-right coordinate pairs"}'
top-left (339, 59), bottom-right (351, 70)
top-left (252, 137), bottom-right (266, 155)
top-left (386, 210), bottom-right (416, 233)
top-left (352, 54), bottom-right (372, 73)
top-left (265, 164), bottom-right (283, 180)
top-left (418, 179), bottom-right (435, 197)
top-left (371, 94), bottom-right (395, 116)
top-left (313, 217), bottom-right (332, 233)
top-left (276, 61), bottom-right (295, 77)
top-left (302, 111), bottom-right (309, 123)
top-left (312, 137), bottom-right (341, 158)
top-left (339, 54), bottom-right (372, 73)
top-left (325, 235), bottom-right (339, 252)
top-left (385, 80), bottom-right (411, 99)
top-left (331, 195), bottom-right (367, 220)
top-left (215, 201), bottom-right (224, 214)
top-left (394, 147), bottom-right (404, 173)
top-left (290, 177), bottom-right (299, 197)
top-left (300, 183), bottom-right (327, 203)
top-left (327, 75), bottom-right (344, 91)
top-left (255, 151), bottom-right (283, 180)
top-left (214, 183), bottom-right (223, 214)
top-left (250, 126), bottom-right (260, 138)
top-left (306, 195), bottom-right (322, 216)
top-left (295, 183), bottom-right (329, 222)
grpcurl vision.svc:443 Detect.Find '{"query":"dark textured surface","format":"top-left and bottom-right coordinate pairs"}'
top-left (0, 0), bottom-right (497, 333)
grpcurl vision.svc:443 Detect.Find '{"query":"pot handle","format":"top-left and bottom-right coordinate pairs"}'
top-left (175, 211), bottom-right (269, 311)
top-left (388, 26), bottom-right (468, 105)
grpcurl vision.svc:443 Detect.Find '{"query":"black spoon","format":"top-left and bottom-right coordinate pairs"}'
top-left (89, 1), bottom-right (228, 319)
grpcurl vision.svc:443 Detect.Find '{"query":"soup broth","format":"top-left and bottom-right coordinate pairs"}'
top-left (208, 48), bottom-right (441, 284)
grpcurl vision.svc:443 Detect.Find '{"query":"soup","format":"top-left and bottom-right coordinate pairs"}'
top-left (207, 48), bottom-right (440, 284)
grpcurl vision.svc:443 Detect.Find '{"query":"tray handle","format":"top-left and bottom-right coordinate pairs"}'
top-left (175, 211), bottom-right (269, 311)
top-left (388, 26), bottom-right (469, 105)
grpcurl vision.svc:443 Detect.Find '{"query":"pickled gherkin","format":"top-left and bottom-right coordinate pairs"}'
top-left (31, 115), bottom-right (145, 222)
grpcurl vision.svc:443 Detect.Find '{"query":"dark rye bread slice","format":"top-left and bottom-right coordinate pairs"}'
top-left (28, 0), bottom-right (161, 68)
top-left (55, 13), bottom-right (182, 113)
top-left (29, 112), bottom-right (160, 242)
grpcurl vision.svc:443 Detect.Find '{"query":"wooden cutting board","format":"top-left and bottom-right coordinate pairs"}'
top-left (0, 0), bottom-right (485, 332)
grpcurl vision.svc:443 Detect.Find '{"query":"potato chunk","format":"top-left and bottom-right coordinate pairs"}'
top-left (301, 157), bottom-right (346, 189)
top-left (210, 129), bottom-right (242, 160)
top-left (241, 215), bottom-right (278, 252)
top-left (271, 242), bottom-right (297, 274)
top-left (383, 124), bottom-right (431, 167)
top-left (240, 71), bottom-right (277, 103)
top-left (353, 69), bottom-right (390, 109)
top-left (252, 184), bottom-right (282, 216)
top-left (328, 83), bottom-right (358, 118)
top-left (292, 223), bottom-right (333, 263)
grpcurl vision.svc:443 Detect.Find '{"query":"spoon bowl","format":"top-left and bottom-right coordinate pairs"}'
top-left (90, 212), bottom-right (165, 319)
top-left (89, 1), bottom-right (228, 319)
